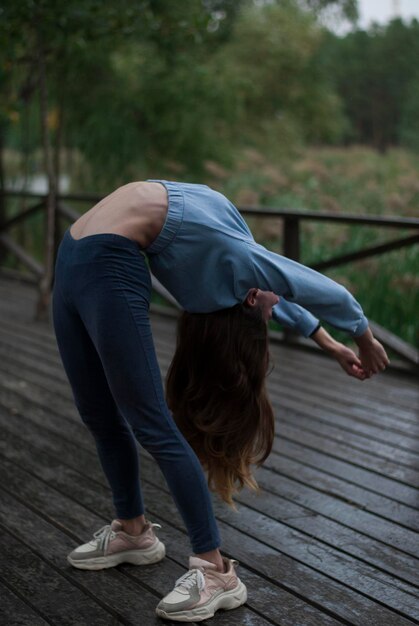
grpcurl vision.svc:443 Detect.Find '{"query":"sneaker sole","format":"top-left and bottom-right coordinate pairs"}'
top-left (67, 538), bottom-right (166, 570)
top-left (155, 579), bottom-right (247, 622)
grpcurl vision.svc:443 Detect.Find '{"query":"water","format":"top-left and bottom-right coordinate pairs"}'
top-left (7, 174), bottom-right (70, 194)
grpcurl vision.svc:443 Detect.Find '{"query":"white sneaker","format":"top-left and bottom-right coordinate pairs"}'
top-left (156, 555), bottom-right (247, 622)
top-left (67, 519), bottom-right (165, 570)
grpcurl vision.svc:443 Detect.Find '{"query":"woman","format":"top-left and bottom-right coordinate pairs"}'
top-left (53, 179), bottom-right (389, 622)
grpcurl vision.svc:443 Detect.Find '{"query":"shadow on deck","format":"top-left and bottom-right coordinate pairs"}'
top-left (0, 275), bottom-right (418, 625)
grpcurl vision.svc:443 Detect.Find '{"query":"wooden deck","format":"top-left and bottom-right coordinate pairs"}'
top-left (0, 274), bottom-right (418, 626)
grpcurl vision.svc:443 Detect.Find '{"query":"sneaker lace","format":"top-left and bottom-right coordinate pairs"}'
top-left (92, 521), bottom-right (162, 552)
top-left (174, 568), bottom-right (206, 592)
top-left (93, 525), bottom-right (116, 552)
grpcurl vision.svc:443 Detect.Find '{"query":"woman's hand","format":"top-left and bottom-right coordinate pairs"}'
top-left (353, 326), bottom-right (390, 377)
top-left (331, 343), bottom-right (370, 380)
top-left (310, 325), bottom-right (389, 380)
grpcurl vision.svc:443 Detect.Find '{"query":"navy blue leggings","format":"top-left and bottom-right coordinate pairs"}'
top-left (52, 228), bottom-right (221, 554)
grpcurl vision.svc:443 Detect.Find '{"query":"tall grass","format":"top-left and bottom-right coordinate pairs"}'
top-left (214, 146), bottom-right (419, 347)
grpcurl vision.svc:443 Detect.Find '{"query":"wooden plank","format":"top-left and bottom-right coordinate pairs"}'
top-left (3, 312), bottom-right (419, 447)
top-left (283, 217), bottom-right (300, 261)
top-left (0, 347), bottom-right (418, 531)
top-left (256, 454), bottom-right (419, 531)
top-left (4, 189), bottom-right (419, 227)
top-left (1, 275), bottom-right (419, 625)
top-left (369, 319), bottom-right (419, 366)
top-left (2, 350), bottom-right (418, 501)
top-left (239, 205), bottom-right (419, 229)
top-left (139, 453), bottom-right (419, 620)
top-left (2, 393), bottom-right (418, 579)
top-left (0, 267), bottom-right (38, 285)
top-left (1, 322), bottom-right (418, 508)
top-left (270, 422), bottom-right (419, 487)
top-left (0, 274), bottom-right (417, 391)
top-left (0, 579), bottom-right (51, 626)
top-left (270, 410), bottom-right (419, 467)
top-left (0, 526), bottom-right (125, 625)
top-left (268, 352), bottom-right (419, 412)
top-left (266, 357), bottom-right (419, 420)
top-left (0, 200), bottom-right (46, 231)
top-left (1, 337), bottom-right (418, 496)
top-left (0, 431), bottom-right (410, 626)
top-left (266, 338), bottom-right (419, 394)
top-left (5, 323), bottom-right (417, 433)
top-left (0, 234), bottom-right (44, 277)
top-left (0, 436), bottom-right (336, 626)
top-left (266, 440), bottom-right (419, 510)
top-left (0, 490), bottom-right (209, 626)
top-left (312, 233), bottom-right (419, 281)
top-left (242, 466), bottom-right (419, 568)
top-left (0, 320), bottom-right (419, 448)
top-left (157, 346), bottom-right (419, 435)
top-left (151, 315), bottom-right (419, 399)
top-left (2, 371), bottom-right (417, 529)
top-left (0, 407), bottom-right (418, 624)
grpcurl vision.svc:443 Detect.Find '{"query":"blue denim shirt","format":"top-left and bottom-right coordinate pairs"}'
top-left (145, 180), bottom-right (369, 338)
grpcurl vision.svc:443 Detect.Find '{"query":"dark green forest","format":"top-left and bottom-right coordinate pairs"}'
top-left (1, 0), bottom-right (419, 187)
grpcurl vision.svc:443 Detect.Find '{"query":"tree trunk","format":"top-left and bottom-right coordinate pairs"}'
top-left (53, 84), bottom-right (65, 263)
top-left (36, 35), bottom-right (57, 321)
top-left (0, 126), bottom-right (6, 265)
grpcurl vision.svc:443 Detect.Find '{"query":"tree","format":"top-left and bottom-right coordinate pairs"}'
top-left (210, 0), bottom-right (346, 157)
top-left (320, 18), bottom-right (419, 152)
top-left (0, 0), bottom-right (152, 317)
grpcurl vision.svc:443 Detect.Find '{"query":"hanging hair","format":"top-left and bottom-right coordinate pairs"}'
top-left (165, 303), bottom-right (275, 510)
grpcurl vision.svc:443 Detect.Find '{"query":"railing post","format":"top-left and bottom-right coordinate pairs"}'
top-left (283, 217), bottom-right (300, 342)
top-left (0, 188), bottom-right (5, 265)
top-left (283, 216), bottom-right (300, 262)
top-left (53, 198), bottom-right (62, 269)
top-left (0, 131), bottom-right (6, 265)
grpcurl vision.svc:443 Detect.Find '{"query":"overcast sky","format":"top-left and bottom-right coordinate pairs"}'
top-left (323, 0), bottom-right (419, 35)
top-left (357, 0), bottom-right (419, 27)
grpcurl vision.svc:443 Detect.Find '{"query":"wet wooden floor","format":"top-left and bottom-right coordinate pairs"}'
top-left (0, 275), bottom-right (418, 626)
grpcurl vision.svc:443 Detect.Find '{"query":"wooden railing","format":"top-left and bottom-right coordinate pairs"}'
top-left (1, 189), bottom-right (418, 368)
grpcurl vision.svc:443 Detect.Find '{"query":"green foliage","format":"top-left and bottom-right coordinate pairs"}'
top-left (320, 18), bottom-right (419, 152)
top-left (1, 0), bottom-right (356, 187)
top-left (400, 79), bottom-right (419, 151)
top-left (191, 1), bottom-right (346, 164)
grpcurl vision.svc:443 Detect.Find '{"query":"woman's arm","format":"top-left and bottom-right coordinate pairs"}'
top-left (353, 326), bottom-right (390, 376)
top-left (247, 242), bottom-right (369, 337)
top-left (310, 325), bottom-right (390, 379)
top-left (245, 242), bottom-right (389, 378)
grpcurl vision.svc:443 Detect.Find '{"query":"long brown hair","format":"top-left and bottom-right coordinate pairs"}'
top-left (165, 303), bottom-right (275, 510)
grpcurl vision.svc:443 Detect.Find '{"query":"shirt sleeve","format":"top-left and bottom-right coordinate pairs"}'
top-left (246, 241), bottom-right (369, 337)
top-left (271, 299), bottom-right (321, 338)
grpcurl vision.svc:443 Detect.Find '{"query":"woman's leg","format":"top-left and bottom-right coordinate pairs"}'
top-left (52, 280), bottom-right (146, 526)
top-left (78, 253), bottom-right (222, 559)
top-left (53, 235), bottom-right (223, 564)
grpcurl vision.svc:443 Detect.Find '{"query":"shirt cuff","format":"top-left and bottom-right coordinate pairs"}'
top-left (294, 313), bottom-right (322, 338)
top-left (352, 315), bottom-right (369, 337)
top-left (308, 322), bottom-right (321, 338)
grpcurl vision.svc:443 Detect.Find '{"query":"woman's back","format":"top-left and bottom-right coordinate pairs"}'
top-left (69, 181), bottom-right (168, 249)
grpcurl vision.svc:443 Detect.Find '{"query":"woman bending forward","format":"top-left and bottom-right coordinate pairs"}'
top-left (53, 179), bottom-right (389, 622)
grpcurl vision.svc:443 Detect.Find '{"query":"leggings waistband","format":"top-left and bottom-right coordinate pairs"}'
top-left (64, 229), bottom-right (141, 251)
